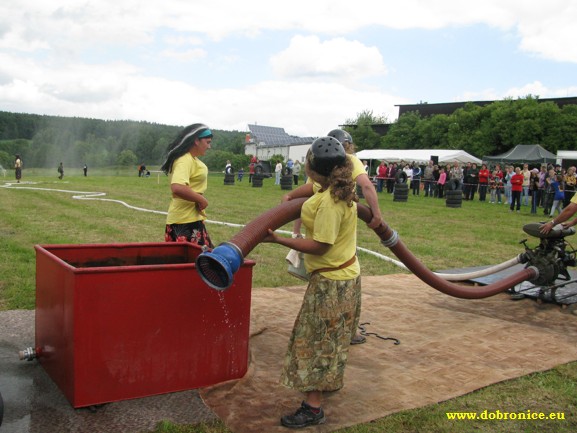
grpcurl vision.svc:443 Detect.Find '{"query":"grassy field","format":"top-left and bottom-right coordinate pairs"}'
top-left (1, 168), bottom-right (576, 432)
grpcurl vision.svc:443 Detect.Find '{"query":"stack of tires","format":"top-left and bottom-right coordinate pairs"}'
top-left (252, 173), bottom-right (263, 187)
top-left (224, 173), bottom-right (235, 185)
top-left (280, 175), bottom-right (293, 190)
top-left (393, 171), bottom-right (409, 202)
top-left (445, 178), bottom-right (462, 208)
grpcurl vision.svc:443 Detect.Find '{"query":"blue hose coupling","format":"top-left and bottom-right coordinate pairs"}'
top-left (195, 242), bottom-right (244, 291)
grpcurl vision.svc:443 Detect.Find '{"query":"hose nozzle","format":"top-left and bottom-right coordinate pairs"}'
top-left (195, 242), bottom-right (244, 291)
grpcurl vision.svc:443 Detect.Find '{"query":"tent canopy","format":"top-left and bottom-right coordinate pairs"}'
top-left (355, 149), bottom-right (482, 165)
top-left (483, 144), bottom-right (556, 165)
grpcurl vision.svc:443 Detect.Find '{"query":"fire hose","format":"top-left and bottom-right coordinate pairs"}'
top-left (196, 198), bottom-right (538, 298)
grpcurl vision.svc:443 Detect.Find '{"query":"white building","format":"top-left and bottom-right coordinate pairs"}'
top-left (244, 124), bottom-right (315, 164)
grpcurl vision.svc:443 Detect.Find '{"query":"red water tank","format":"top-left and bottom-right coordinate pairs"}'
top-left (34, 242), bottom-right (254, 408)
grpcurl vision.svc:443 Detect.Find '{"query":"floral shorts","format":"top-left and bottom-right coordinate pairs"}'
top-left (165, 221), bottom-right (214, 248)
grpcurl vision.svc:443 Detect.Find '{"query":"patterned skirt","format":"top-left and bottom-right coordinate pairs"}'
top-left (280, 273), bottom-right (361, 392)
top-left (165, 221), bottom-right (214, 248)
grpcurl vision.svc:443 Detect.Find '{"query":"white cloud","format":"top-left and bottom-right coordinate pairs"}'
top-left (161, 48), bottom-right (207, 62)
top-left (270, 35), bottom-right (387, 82)
top-left (0, 0), bottom-right (576, 136)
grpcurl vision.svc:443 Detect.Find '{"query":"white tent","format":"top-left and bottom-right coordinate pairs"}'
top-left (355, 149), bottom-right (482, 165)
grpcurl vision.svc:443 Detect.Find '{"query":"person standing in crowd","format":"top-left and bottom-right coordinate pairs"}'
top-left (510, 166), bottom-right (524, 212)
top-left (465, 163), bottom-right (478, 200)
top-left (376, 160), bottom-right (387, 193)
top-left (237, 167), bottom-right (244, 181)
top-left (264, 137), bottom-right (360, 429)
top-left (275, 160), bottom-right (283, 185)
top-left (14, 154), bottom-right (22, 183)
top-left (432, 164), bottom-right (440, 197)
top-left (423, 160), bottom-right (435, 197)
top-left (489, 170), bottom-right (499, 204)
top-left (411, 162), bottom-right (421, 195)
top-left (249, 156), bottom-right (257, 183)
top-left (403, 163), bottom-right (413, 188)
top-left (542, 168), bottom-right (556, 215)
top-left (462, 162), bottom-right (472, 200)
top-left (286, 158), bottom-right (294, 176)
top-left (363, 160), bottom-right (369, 173)
top-left (563, 166), bottom-right (576, 208)
top-left (160, 123), bottom-right (214, 248)
top-left (521, 163), bottom-right (531, 206)
top-left (57, 162), bottom-right (64, 180)
top-left (504, 165), bottom-right (513, 205)
top-left (449, 162), bottom-right (463, 185)
top-left (537, 165), bottom-right (547, 208)
top-left (478, 163), bottom-right (490, 202)
top-left (549, 174), bottom-right (565, 217)
top-left (437, 167), bottom-right (447, 198)
top-left (83, 164), bottom-right (88, 177)
top-left (386, 162), bottom-right (396, 193)
top-left (293, 160), bottom-right (301, 185)
top-left (530, 168), bottom-right (540, 214)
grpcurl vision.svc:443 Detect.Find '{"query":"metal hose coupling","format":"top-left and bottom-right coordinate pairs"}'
top-left (19, 347), bottom-right (38, 361)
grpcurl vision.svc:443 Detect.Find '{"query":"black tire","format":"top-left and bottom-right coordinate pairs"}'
top-left (394, 181), bottom-right (409, 202)
top-left (445, 199), bottom-right (462, 205)
top-left (395, 171), bottom-right (408, 184)
top-left (224, 173), bottom-right (235, 185)
top-left (280, 175), bottom-right (293, 190)
top-left (445, 189), bottom-right (462, 198)
top-left (446, 202), bottom-right (462, 208)
top-left (448, 178), bottom-right (462, 191)
top-left (252, 174), bottom-right (263, 187)
top-left (394, 182), bottom-right (409, 191)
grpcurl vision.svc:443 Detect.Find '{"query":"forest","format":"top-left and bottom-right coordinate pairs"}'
top-left (1, 96), bottom-right (576, 172)
top-left (0, 112), bottom-right (249, 172)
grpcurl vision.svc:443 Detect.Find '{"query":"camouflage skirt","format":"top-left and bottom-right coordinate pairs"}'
top-left (280, 273), bottom-right (361, 393)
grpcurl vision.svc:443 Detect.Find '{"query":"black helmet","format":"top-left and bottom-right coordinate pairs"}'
top-left (307, 136), bottom-right (346, 176)
top-left (327, 129), bottom-right (352, 145)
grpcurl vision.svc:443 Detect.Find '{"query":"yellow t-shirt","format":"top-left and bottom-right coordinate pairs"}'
top-left (166, 153), bottom-right (208, 224)
top-left (308, 154), bottom-right (366, 193)
top-left (301, 188), bottom-right (360, 280)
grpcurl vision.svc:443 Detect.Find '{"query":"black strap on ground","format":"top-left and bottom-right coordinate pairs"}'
top-left (358, 322), bottom-right (400, 345)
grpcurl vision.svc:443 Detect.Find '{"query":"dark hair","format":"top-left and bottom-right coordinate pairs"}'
top-left (160, 123), bottom-right (211, 174)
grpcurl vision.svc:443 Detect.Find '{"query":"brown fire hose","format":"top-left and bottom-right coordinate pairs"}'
top-left (196, 197), bottom-right (538, 295)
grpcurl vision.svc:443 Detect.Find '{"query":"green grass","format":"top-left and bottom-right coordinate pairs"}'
top-left (2, 169), bottom-right (576, 432)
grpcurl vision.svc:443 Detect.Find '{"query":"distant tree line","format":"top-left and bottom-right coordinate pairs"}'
top-left (346, 96), bottom-right (577, 158)
top-left (0, 112), bottom-right (250, 172)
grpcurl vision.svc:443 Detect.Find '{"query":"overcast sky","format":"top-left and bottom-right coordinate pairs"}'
top-left (1, 1), bottom-right (576, 137)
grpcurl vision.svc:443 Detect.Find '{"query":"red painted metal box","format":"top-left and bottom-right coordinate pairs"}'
top-left (34, 242), bottom-right (254, 408)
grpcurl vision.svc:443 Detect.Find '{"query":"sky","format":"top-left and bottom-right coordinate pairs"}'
top-left (1, 1), bottom-right (577, 138)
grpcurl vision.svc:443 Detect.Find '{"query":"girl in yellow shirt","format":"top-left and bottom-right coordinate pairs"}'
top-left (160, 123), bottom-right (214, 248)
top-left (264, 136), bottom-right (360, 429)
